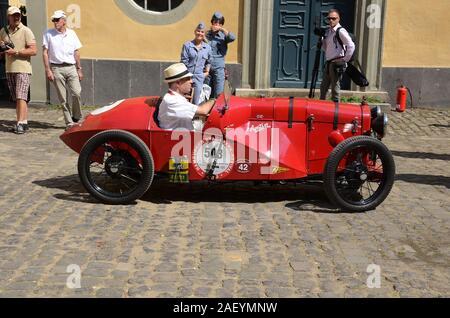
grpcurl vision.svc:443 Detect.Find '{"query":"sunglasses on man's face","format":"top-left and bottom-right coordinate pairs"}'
top-left (52, 18), bottom-right (61, 23)
top-left (327, 17), bottom-right (338, 21)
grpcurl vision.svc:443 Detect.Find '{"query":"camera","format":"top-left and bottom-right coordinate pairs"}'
top-left (333, 60), bottom-right (347, 75)
top-left (314, 27), bottom-right (327, 37)
top-left (0, 41), bottom-right (15, 52)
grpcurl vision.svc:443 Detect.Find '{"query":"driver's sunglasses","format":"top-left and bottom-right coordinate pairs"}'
top-left (52, 18), bottom-right (61, 22)
top-left (327, 16), bottom-right (338, 21)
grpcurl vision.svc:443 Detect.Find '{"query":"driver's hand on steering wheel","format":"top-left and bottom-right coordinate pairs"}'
top-left (195, 98), bottom-right (216, 116)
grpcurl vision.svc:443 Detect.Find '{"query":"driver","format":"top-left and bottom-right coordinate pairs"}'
top-left (158, 63), bottom-right (216, 131)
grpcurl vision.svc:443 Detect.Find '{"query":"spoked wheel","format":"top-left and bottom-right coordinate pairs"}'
top-left (323, 136), bottom-right (395, 211)
top-left (78, 130), bottom-right (154, 204)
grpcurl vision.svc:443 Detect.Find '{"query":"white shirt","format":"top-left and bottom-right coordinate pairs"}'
top-left (43, 28), bottom-right (82, 64)
top-left (158, 90), bottom-right (198, 131)
top-left (322, 23), bottom-right (355, 62)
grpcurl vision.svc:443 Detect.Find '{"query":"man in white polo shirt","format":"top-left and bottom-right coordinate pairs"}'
top-left (43, 10), bottom-right (83, 128)
top-left (158, 63), bottom-right (216, 131)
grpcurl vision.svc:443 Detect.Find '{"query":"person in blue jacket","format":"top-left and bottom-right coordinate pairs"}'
top-left (205, 12), bottom-right (236, 98)
top-left (180, 22), bottom-right (212, 105)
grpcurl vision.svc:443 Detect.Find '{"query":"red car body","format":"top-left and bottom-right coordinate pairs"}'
top-left (60, 93), bottom-right (394, 211)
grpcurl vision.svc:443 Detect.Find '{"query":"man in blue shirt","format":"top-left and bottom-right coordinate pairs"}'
top-left (205, 12), bottom-right (236, 98)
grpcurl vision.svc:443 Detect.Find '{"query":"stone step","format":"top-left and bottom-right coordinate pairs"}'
top-left (236, 88), bottom-right (390, 102)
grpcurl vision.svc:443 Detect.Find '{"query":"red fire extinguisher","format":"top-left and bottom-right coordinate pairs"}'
top-left (396, 85), bottom-right (408, 112)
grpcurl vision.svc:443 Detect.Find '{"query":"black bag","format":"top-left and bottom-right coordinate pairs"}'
top-left (345, 62), bottom-right (369, 87)
top-left (335, 27), bottom-right (369, 87)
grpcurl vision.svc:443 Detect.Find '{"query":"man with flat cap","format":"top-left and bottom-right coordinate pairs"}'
top-left (158, 63), bottom-right (216, 131)
top-left (180, 22), bottom-right (211, 105)
top-left (206, 11), bottom-right (236, 98)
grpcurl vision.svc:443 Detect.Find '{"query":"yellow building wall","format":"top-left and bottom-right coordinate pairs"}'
top-left (46, 0), bottom-right (241, 63)
top-left (383, 0), bottom-right (450, 67)
top-left (9, 0), bottom-right (26, 7)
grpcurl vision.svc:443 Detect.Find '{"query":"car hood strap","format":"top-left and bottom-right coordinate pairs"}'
top-left (333, 101), bottom-right (339, 130)
top-left (288, 96), bottom-right (294, 128)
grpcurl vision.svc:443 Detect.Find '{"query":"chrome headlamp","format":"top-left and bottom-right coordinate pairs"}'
top-left (371, 112), bottom-right (388, 138)
top-left (370, 106), bottom-right (382, 119)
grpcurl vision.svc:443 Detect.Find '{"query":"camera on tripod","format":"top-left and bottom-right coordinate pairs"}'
top-left (314, 27), bottom-right (327, 37)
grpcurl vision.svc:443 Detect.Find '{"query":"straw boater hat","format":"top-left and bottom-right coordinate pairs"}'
top-left (164, 63), bottom-right (193, 83)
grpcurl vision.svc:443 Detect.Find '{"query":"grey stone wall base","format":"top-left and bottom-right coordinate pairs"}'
top-left (382, 67), bottom-right (450, 108)
top-left (236, 88), bottom-right (389, 101)
top-left (49, 60), bottom-right (242, 106)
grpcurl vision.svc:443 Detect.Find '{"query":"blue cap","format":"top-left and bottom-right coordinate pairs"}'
top-left (212, 11), bottom-right (223, 20)
top-left (196, 22), bottom-right (206, 30)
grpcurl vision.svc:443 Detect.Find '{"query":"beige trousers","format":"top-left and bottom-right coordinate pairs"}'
top-left (320, 61), bottom-right (346, 102)
top-left (51, 65), bottom-right (82, 125)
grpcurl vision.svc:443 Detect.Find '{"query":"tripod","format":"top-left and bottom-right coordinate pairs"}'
top-left (308, 37), bottom-right (323, 99)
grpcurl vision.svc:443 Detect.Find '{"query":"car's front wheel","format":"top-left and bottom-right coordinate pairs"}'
top-left (323, 136), bottom-right (395, 212)
top-left (78, 130), bottom-right (154, 204)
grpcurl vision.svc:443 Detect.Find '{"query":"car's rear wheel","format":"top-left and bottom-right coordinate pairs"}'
top-left (323, 136), bottom-right (395, 212)
top-left (78, 130), bottom-right (154, 204)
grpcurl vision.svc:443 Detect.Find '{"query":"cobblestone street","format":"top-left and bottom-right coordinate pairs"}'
top-left (0, 105), bottom-right (449, 297)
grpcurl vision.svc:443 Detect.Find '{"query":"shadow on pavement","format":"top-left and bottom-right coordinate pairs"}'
top-left (34, 174), bottom-right (338, 208)
top-left (392, 150), bottom-right (450, 161)
top-left (429, 124), bottom-right (450, 128)
top-left (141, 179), bottom-right (328, 205)
top-left (143, 180), bottom-right (372, 213)
top-left (0, 119), bottom-right (64, 132)
top-left (396, 174), bottom-right (450, 189)
top-left (33, 174), bottom-right (99, 204)
top-left (0, 101), bottom-right (16, 109)
top-left (284, 200), bottom-right (369, 214)
top-left (34, 174), bottom-right (384, 211)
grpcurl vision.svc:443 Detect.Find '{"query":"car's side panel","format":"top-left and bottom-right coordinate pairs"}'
top-left (307, 122), bottom-right (334, 175)
top-left (250, 98), bottom-right (274, 120)
top-left (269, 122), bottom-right (308, 180)
top-left (150, 130), bottom-right (204, 177)
top-left (62, 95), bottom-right (375, 183)
top-left (221, 120), bottom-right (273, 180)
top-left (305, 100), bottom-right (365, 175)
top-left (60, 98), bottom-right (153, 154)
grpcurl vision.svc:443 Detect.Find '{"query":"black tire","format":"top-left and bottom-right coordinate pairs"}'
top-left (78, 130), bottom-right (154, 204)
top-left (323, 136), bottom-right (395, 211)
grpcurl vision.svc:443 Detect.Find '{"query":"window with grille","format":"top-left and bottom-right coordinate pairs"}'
top-left (132, 0), bottom-right (184, 12)
top-left (115, 0), bottom-right (197, 25)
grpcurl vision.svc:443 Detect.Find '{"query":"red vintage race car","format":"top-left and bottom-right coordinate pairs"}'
top-left (60, 85), bottom-right (394, 211)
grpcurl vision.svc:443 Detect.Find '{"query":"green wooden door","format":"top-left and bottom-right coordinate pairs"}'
top-left (271, 0), bottom-right (355, 89)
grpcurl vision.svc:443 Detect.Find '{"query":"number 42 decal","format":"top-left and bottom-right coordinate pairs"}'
top-left (236, 160), bottom-right (251, 174)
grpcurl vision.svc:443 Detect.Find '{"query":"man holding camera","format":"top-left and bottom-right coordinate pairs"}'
top-left (0, 6), bottom-right (37, 134)
top-left (43, 10), bottom-right (83, 129)
top-left (319, 9), bottom-right (355, 102)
